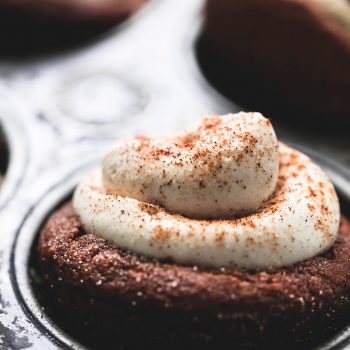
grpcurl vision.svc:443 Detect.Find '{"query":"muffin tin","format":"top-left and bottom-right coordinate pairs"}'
top-left (0, 0), bottom-right (350, 348)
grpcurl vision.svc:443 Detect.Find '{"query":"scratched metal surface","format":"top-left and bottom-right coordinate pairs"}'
top-left (0, 0), bottom-right (350, 349)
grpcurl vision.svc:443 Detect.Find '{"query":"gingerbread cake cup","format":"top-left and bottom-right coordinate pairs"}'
top-left (36, 113), bottom-right (349, 348)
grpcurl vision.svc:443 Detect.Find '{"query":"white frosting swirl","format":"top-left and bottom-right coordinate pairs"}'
top-left (102, 113), bottom-right (279, 219)
top-left (73, 113), bottom-right (340, 269)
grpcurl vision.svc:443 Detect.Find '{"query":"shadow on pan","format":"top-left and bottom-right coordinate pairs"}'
top-left (0, 123), bottom-right (9, 186)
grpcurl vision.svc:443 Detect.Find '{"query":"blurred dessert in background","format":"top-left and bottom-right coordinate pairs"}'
top-left (0, 0), bottom-right (148, 55)
top-left (0, 0), bottom-right (147, 25)
top-left (200, 0), bottom-right (350, 122)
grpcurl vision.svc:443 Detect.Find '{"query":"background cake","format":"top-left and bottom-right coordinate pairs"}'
top-left (201, 0), bottom-right (350, 122)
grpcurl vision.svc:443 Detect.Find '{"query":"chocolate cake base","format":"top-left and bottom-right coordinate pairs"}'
top-left (37, 203), bottom-right (350, 349)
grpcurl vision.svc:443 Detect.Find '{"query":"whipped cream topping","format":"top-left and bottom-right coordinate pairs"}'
top-left (73, 113), bottom-right (340, 269)
top-left (102, 113), bottom-right (279, 219)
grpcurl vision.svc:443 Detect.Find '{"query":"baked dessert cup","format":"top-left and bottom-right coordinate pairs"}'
top-left (37, 112), bottom-right (349, 348)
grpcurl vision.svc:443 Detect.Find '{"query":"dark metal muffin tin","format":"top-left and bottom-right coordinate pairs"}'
top-left (0, 0), bottom-right (350, 348)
